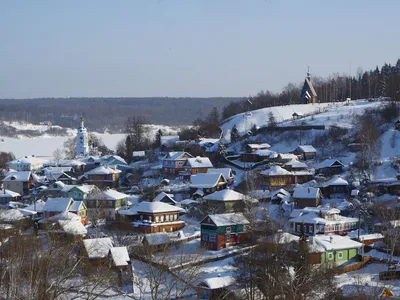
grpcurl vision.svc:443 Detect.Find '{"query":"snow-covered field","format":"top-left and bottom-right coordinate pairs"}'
top-left (0, 124), bottom-right (179, 158)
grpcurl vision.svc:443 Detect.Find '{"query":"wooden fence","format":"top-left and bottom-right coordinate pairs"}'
top-left (338, 256), bottom-right (372, 274)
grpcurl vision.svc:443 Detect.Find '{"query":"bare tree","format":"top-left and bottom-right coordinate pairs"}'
top-left (53, 148), bottom-right (63, 165)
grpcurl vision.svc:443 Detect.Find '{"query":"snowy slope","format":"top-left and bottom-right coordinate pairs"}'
top-left (221, 100), bottom-right (384, 142)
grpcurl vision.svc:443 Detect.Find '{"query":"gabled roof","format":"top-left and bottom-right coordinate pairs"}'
top-left (296, 145), bottom-right (317, 153)
top-left (190, 173), bottom-right (227, 189)
top-left (68, 200), bottom-right (86, 212)
top-left (185, 157), bottom-right (213, 168)
top-left (136, 201), bottom-right (183, 214)
top-left (260, 166), bottom-right (292, 176)
top-left (323, 175), bottom-right (349, 187)
top-left (207, 168), bottom-right (233, 179)
top-left (164, 151), bottom-right (193, 160)
top-left (251, 149), bottom-right (277, 157)
top-left (85, 166), bottom-right (122, 175)
top-left (83, 238), bottom-right (113, 259)
top-left (261, 231), bottom-right (300, 244)
top-left (3, 171), bottom-right (31, 182)
top-left (24, 199), bottom-right (46, 212)
top-left (278, 153), bottom-right (299, 160)
top-left (284, 159), bottom-right (308, 169)
top-left (317, 159), bottom-right (344, 169)
top-left (201, 213), bottom-right (250, 227)
top-left (154, 192), bottom-right (175, 203)
top-left (68, 184), bottom-right (97, 194)
top-left (58, 219), bottom-right (87, 236)
top-left (293, 187), bottom-right (321, 199)
top-left (143, 232), bottom-right (171, 246)
top-left (43, 197), bottom-right (73, 212)
top-left (203, 189), bottom-right (257, 203)
top-left (8, 155), bottom-right (48, 166)
top-left (110, 247), bottom-right (130, 266)
top-left (59, 159), bottom-right (86, 167)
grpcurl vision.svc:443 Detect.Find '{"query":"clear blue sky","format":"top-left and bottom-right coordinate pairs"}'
top-left (0, 0), bottom-right (399, 98)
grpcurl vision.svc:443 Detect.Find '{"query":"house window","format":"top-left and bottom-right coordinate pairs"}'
top-left (226, 234), bottom-right (230, 242)
top-left (173, 215), bottom-right (177, 221)
top-left (203, 234), bottom-right (209, 241)
top-left (155, 216), bottom-right (159, 223)
top-left (166, 215), bottom-right (170, 222)
top-left (149, 216), bottom-right (152, 222)
top-left (296, 225), bottom-right (301, 233)
top-left (328, 253), bottom-right (333, 260)
top-left (209, 234), bottom-right (216, 242)
top-left (309, 225), bottom-right (313, 233)
top-left (335, 224), bottom-right (340, 231)
top-left (160, 215), bottom-right (164, 222)
top-left (338, 252), bottom-right (343, 259)
top-left (226, 226), bottom-right (231, 233)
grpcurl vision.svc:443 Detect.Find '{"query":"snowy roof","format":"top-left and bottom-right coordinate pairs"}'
top-left (0, 189), bottom-right (21, 198)
top-left (43, 198), bottom-right (73, 212)
top-left (45, 211), bottom-right (81, 222)
top-left (110, 247), bottom-right (130, 266)
top-left (190, 173), bottom-right (227, 189)
top-left (91, 189), bottom-right (129, 201)
top-left (181, 199), bottom-right (198, 206)
top-left (293, 187), bottom-right (321, 199)
top-left (251, 149), bottom-right (276, 157)
top-left (136, 201), bottom-right (183, 214)
top-left (203, 189), bottom-right (257, 203)
top-left (144, 232), bottom-right (171, 246)
top-left (70, 184), bottom-right (97, 194)
top-left (3, 171), bottom-right (31, 182)
top-left (164, 151), bottom-right (192, 160)
top-left (278, 153), bottom-right (299, 160)
top-left (58, 220), bottom-right (87, 236)
top-left (207, 168), bottom-right (233, 179)
top-left (83, 238), bottom-right (113, 259)
top-left (68, 201), bottom-right (85, 212)
top-left (60, 159), bottom-right (86, 167)
top-left (284, 159), bottom-right (308, 169)
top-left (185, 157), bottom-right (213, 168)
top-left (132, 151), bottom-right (146, 157)
top-left (260, 166), bottom-right (292, 176)
top-left (24, 199), bottom-right (46, 213)
top-left (296, 145), bottom-right (317, 153)
top-left (193, 189), bottom-right (205, 197)
top-left (346, 231), bottom-right (384, 241)
top-left (101, 155), bottom-right (128, 165)
top-left (314, 234), bottom-right (363, 251)
top-left (154, 192), bottom-right (175, 202)
top-left (323, 175), bottom-right (349, 187)
top-left (272, 188), bottom-right (291, 197)
top-left (201, 275), bottom-right (235, 289)
top-left (317, 159), bottom-right (344, 169)
top-left (246, 143), bottom-right (271, 149)
top-left (85, 166), bottom-right (122, 175)
top-left (8, 155), bottom-right (48, 166)
top-left (203, 213), bottom-right (250, 226)
top-left (288, 213), bottom-right (326, 225)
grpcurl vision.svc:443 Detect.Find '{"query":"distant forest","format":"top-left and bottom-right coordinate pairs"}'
top-left (0, 97), bottom-right (238, 132)
top-left (222, 59), bottom-right (400, 120)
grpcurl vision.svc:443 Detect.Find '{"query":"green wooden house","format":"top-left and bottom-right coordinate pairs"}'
top-left (200, 213), bottom-right (249, 251)
top-left (66, 185), bottom-right (99, 202)
top-left (312, 234), bottom-right (363, 264)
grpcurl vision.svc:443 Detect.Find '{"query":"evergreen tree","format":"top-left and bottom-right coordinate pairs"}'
top-left (125, 135), bottom-right (133, 161)
top-left (267, 111), bottom-right (277, 128)
top-left (230, 125), bottom-right (239, 142)
top-left (250, 124), bottom-right (258, 135)
top-left (155, 129), bottom-right (163, 148)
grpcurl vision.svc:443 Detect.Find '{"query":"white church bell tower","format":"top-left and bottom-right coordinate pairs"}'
top-left (76, 117), bottom-right (89, 158)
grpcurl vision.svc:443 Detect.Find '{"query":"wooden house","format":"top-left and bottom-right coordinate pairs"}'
top-left (84, 166), bottom-right (122, 189)
top-left (200, 213), bottom-right (249, 250)
top-left (323, 175), bottom-right (350, 198)
top-left (244, 143), bottom-right (271, 153)
top-left (162, 152), bottom-right (193, 176)
top-left (118, 201), bottom-right (185, 234)
top-left (81, 237), bottom-right (113, 267)
top-left (43, 197), bottom-right (73, 219)
top-left (182, 156), bottom-right (213, 175)
top-left (294, 145), bottom-right (317, 160)
top-left (189, 173), bottom-right (228, 196)
top-left (65, 184), bottom-right (100, 202)
top-left (2, 171), bottom-right (33, 196)
top-left (288, 208), bottom-right (358, 236)
top-left (316, 159), bottom-right (344, 176)
top-left (110, 247), bottom-right (130, 271)
top-left (68, 200), bottom-right (88, 224)
top-left (86, 189), bottom-right (129, 220)
top-left (301, 71), bottom-right (317, 104)
top-left (293, 187), bottom-right (322, 208)
top-left (276, 153), bottom-right (299, 163)
top-left (0, 189), bottom-right (21, 205)
top-left (240, 149), bottom-right (277, 163)
top-left (202, 189), bottom-right (258, 214)
top-left (260, 166), bottom-right (294, 188)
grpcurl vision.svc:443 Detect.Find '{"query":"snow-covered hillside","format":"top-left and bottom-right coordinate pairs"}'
top-left (221, 100), bottom-right (384, 142)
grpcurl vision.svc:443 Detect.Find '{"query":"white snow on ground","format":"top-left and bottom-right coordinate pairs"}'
top-left (372, 128), bottom-right (400, 180)
top-left (0, 124), bottom-right (178, 158)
